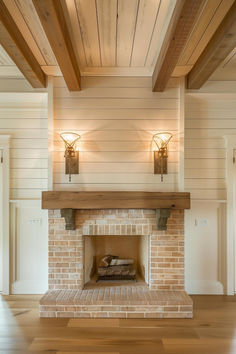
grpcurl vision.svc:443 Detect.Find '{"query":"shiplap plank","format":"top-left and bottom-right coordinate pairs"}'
top-left (54, 140), bottom-right (178, 152)
top-left (185, 149), bottom-right (225, 159)
top-left (185, 100), bottom-right (236, 111)
top-left (185, 159), bottom-right (225, 169)
top-left (185, 110), bottom-right (236, 119)
top-left (11, 158), bottom-right (48, 169)
top-left (10, 179), bottom-right (48, 189)
top-left (53, 76), bottom-right (180, 88)
top-left (54, 130), bottom-right (177, 141)
top-left (192, 80), bottom-right (236, 93)
top-left (54, 108), bottom-right (178, 120)
top-left (11, 148), bottom-right (48, 159)
top-left (54, 173), bottom-right (177, 184)
top-left (185, 179), bottom-right (225, 190)
top-left (54, 118), bottom-right (178, 131)
top-left (186, 119), bottom-right (236, 129)
top-left (131, 0), bottom-right (161, 66)
top-left (0, 119), bottom-right (47, 129)
top-left (0, 129), bottom-right (48, 139)
top-left (11, 139), bottom-right (48, 148)
top-left (0, 92), bottom-right (47, 106)
top-left (185, 129), bottom-right (236, 139)
top-left (53, 183), bottom-right (178, 192)
top-left (54, 162), bottom-right (178, 174)
top-left (11, 168), bottom-right (48, 179)
top-left (0, 78), bottom-right (47, 92)
top-left (96, 0), bottom-right (117, 66)
top-left (54, 151), bottom-right (178, 163)
top-left (53, 87), bottom-right (178, 99)
top-left (0, 109), bottom-right (47, 119)
top-left (185, 189), bottom-right (226, 200)
top-left (117, 0), bottom-right (138, 66)
top-left (185, 169), bottom-right (225, 179)
top-left (11, 189), bottom-right (44, 199)
top-left (54, 98), bottom-right (178, 109)
top-left (75, 0), bottom-right (101, 66)
top-left (185, 139), bottom-right (225, 149)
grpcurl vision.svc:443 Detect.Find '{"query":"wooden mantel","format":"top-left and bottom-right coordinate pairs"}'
top-left (42, 191), bottom-right (190, 210)
top-left (42, 191), bottom-right (190, 230)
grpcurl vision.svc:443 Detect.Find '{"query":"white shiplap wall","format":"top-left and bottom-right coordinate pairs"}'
top-left (53, 76), bottom-right (180, 191)
top-left (185, 81), bottom-right (236, 200)
top-left (0, 79), bottom-right (48, 199)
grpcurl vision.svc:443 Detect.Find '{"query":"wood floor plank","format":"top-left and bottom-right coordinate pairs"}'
top-left (2, 295), bottom-right (236, 353)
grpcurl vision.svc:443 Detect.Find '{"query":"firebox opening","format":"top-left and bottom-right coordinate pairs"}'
top-left (84, 235), bottom-right (149, 286)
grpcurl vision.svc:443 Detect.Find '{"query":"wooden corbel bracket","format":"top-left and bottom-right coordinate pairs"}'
top-left (60, 208), bottom-right (76, 230)
top-left (156, 209), bottom-right (171, 230)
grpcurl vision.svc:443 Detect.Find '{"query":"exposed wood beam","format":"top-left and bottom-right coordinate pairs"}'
top-left (0, 0), bottom-right (46, 88)
top-left (187, 1), bottom-right (236, 89)
top-left (33, 0), bottom-right (81, 91)
top-left (152, 0), bottom-right (205, 92)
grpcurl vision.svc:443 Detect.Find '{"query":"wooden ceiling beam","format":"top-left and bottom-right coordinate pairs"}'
top-left (0, 0), bottom-right (46, 88)
top-left (187, 1), bottom-right (236, 89)
top-left (33, 0), bottom-right (81, 91)
top-left (152, 0), bottom-right (205, 92)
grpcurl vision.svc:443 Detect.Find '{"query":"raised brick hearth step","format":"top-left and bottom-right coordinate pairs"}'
top-left (40, 288), bottom-right (193, 318)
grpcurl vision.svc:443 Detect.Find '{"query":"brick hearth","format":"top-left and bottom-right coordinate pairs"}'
top-left (41, 208), bottom-right (192, 318)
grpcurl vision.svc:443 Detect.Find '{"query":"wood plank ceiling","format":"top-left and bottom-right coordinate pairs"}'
top-left (0, 0), bottom-right (235, 90)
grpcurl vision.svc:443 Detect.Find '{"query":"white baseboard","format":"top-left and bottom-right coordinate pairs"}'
top-left (186, 280), bottom-right (224, 295)
top-left (12, 280), bottom-right (47, 295)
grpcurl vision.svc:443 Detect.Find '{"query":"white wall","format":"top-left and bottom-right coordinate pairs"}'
top-left (184, 80), bottom-right (236, 294)
top-left (53, 76), bottom-right (180, 191)
top-left (0, 77), bottom-right (49, 294)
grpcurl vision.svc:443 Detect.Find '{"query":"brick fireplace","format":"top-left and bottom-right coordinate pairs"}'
top-left (40, 191), bottom-right (193, 318)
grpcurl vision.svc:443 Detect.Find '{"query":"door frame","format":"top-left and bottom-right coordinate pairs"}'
top-left (0, 135), bottom-right (10, 294)
top-left (225, 135), bottom-right (236, 295)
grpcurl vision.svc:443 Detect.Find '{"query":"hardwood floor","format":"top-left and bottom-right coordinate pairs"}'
top-left (1, 294), bottom-right (236, 353)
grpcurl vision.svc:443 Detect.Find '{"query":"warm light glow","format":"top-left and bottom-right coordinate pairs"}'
top-left (153, 132), bottom-right (172, 150)
top-left (60, 132), bottom-right (80, 149)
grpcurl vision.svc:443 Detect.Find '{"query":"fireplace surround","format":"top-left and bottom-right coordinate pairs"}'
top-left (40, 191), bottom-right (193, 318)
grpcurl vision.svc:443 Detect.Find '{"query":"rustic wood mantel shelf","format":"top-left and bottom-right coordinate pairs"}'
top-left (42, 192), bottom-right (190, 231)
top-left (42, 191), bottom-right (190, 210)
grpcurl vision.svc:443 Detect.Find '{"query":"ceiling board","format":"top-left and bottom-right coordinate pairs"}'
top-left (64, 0), bottom-right (87, 67)
top-left (131, 0), bottom-right (161, 66)
top-left (0, 0), bottom-right (234, 80)
top-left (96, 0), bottom-right (117, 66)
top-left (116, 0), bottom-right (138, 66)
top-left (75, 0), bottom-right (101, 66)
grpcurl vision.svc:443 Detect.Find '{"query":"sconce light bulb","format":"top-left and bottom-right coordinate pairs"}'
top-left (153, 132), bottom-right (172, 150)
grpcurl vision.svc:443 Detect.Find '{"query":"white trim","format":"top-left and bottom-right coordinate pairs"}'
top-left (224, 135), bottom-right (236, 295)
top-left (0, 135), bottom-right (10, 294)
top-left (47, 76), bottom-right (54, 190)
top-left (178, 77), bottom-right (185, 191)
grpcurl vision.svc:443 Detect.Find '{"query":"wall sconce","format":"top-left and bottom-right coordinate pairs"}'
top-left (60, 131), bottom-right (80, 182)
top-left (153, 132), bottom-right (172, 182)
